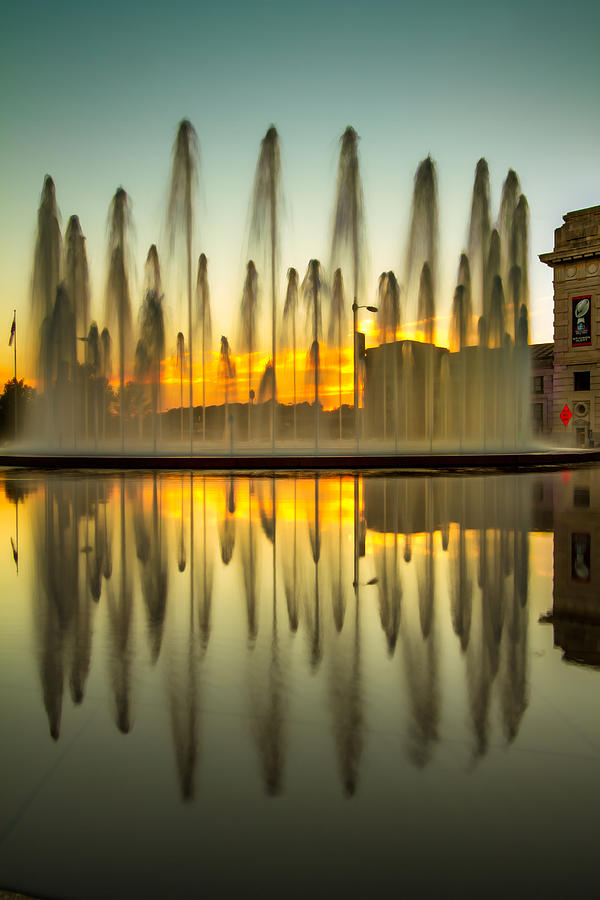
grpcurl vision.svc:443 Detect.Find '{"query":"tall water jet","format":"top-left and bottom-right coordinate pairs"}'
top-left (135, 245), bottom-right (165, 451)
top-left (377, 271), bottom-right (401, 443)
top-left (401, 343), bottom-right (414, 442)
top-left (498, 169), bottom-right (520, 296)
top-left (467, 159), bottom-right (490, 317)
top-left (484, 229), bottom-right (501, 329)
top-left (510, 195), bottom-right (530, 336)
top-left (517, 304), bottom-right (529, 346)
top-left (417, 263), bottom-right (435, 448)
top-left (488, 275), bottom-right (506, 445)
top-left (455, 254), bottom-right (472, 440)
top-left (405, 156), bottom-right (438, 328)
top-left (451, 255), bottom-right (472, 351)
top-left (515, 302), bottom-right (531, 443)
top-left (49, 283), bottom-right (75, 446)
top-left (86, 323), bottom-right (101, 445)
top-left (508, 265), bottom-right (522, 347)
top-left (330, 125), bottom-right (366, 300)
top-left (449, 282), bottom-right (469, 447)
top-left (281, 267), bottom-right (298, 440)
top-left (450, 285), bottom-right (469, 353)
top-left (167, 120), bottom-right (199, 452)
top-left (144, 243), bottom-right (161, 294)
top-left (331, 127), bottom-right (366, 443)
top-left (301, 260), bottom-right (324, 450)
top-left (195, 254), bottom-right (212, 441)
top-left (378, 272), bottom-right (401, 344)
top-left (330, 126), bottom-right (366, 313)
top-left (258, 361), bottom-right (276, 440)
top-left (100, 327), bottom-right (111, 441)
top-left (489, 275), bottom-right (505, 349)
top-left (307, 339), bottom-right (320, 450)
top-left (329, 268), bottom-right (346, 439)
top-left (86, 323), bottom-right (101, 378)
top-left (238, 261), bottom-right (259, 441)
top-left (218, 336), bottom-right (236, 446)
top-left (105, 187), bottom-right (133, 449)
top-left (417, 262), bottom-right (435, 344)
top-left (176, 332), bottom-right (185, 441)
top-left (249, 126), bottom-right (282, 447)
top-left (64, 216), bottom-right (91, 443)
top-left (457, 254), bottom-right (472, 317)
top-left (32, 175), bottom-right (62, 399)
top-left (64, 216), bottom-right (90, 354)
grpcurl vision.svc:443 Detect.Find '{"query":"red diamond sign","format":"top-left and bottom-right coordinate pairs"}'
top-left (560, 404), bottom-right (572, 427)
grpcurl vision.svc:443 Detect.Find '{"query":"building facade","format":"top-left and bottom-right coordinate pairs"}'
top-left (540, 205), bottom-right (600, 447)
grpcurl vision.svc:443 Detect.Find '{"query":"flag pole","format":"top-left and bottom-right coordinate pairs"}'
top-left (14, 309), bottom-right (17, 439)
top-left (9, 310), bottom-right (17, 439)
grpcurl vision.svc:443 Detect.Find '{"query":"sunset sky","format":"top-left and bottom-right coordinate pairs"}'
top-left (1, 0), bottom-right (599, 388)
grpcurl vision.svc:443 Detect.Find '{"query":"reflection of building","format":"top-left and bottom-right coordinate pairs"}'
top-left (540, 205), bottom-right (600, 447)
top-left (548, 468), bottom-right (600, 667)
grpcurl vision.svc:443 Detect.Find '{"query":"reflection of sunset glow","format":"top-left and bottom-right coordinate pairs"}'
top-left (158, 474), bottom-right (358, 525)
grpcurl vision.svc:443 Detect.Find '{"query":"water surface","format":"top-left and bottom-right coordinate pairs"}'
top-left (0, 469), bottom-right (598, 898)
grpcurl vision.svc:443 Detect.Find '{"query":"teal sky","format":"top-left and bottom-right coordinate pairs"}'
top-left (1, 0), bottom-right (599, 366)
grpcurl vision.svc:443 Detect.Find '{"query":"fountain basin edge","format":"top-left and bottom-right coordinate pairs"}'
top-left (1, 449), bottom-right (599, 474)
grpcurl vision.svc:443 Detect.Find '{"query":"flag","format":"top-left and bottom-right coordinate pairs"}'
top-left (8, 312), bottom-right (15, 347)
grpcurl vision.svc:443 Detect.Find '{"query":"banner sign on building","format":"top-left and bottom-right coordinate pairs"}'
top-left (572, 295), bottom-right (592, 347)
top-left (571, 532), bottom-right (591, 583)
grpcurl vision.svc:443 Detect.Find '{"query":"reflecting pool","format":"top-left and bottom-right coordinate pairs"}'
top-left (0, 468), bottom-right (599, 898)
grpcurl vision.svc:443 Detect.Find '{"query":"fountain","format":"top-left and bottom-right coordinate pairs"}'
top-left (11, 118), bottom-right (593, 470)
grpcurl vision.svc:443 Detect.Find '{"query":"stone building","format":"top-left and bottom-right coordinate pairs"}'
top-left (540, 205), bottom-right (600, 447)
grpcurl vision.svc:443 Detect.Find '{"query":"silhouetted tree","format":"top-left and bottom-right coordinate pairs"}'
top-left (0, 378), bottom-right (36, 441)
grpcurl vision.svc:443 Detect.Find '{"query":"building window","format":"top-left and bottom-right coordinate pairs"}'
top-left (532, 403), bottom-right (544, 432)
top-left (574, 487), bottom-right (590, 508)
top-left (532, 375), bottom-right (544, 394)
top-left (574, 371), bottom-right (590, 391)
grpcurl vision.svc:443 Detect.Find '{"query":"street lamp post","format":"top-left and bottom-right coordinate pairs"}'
top-left (77, 334), bottom-right (89, 449)
top-left (352, 300), bottom-right (377, 452)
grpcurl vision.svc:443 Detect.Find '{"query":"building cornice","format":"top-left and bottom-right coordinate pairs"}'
top-left (539, 245), bottom-right (600, 268)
